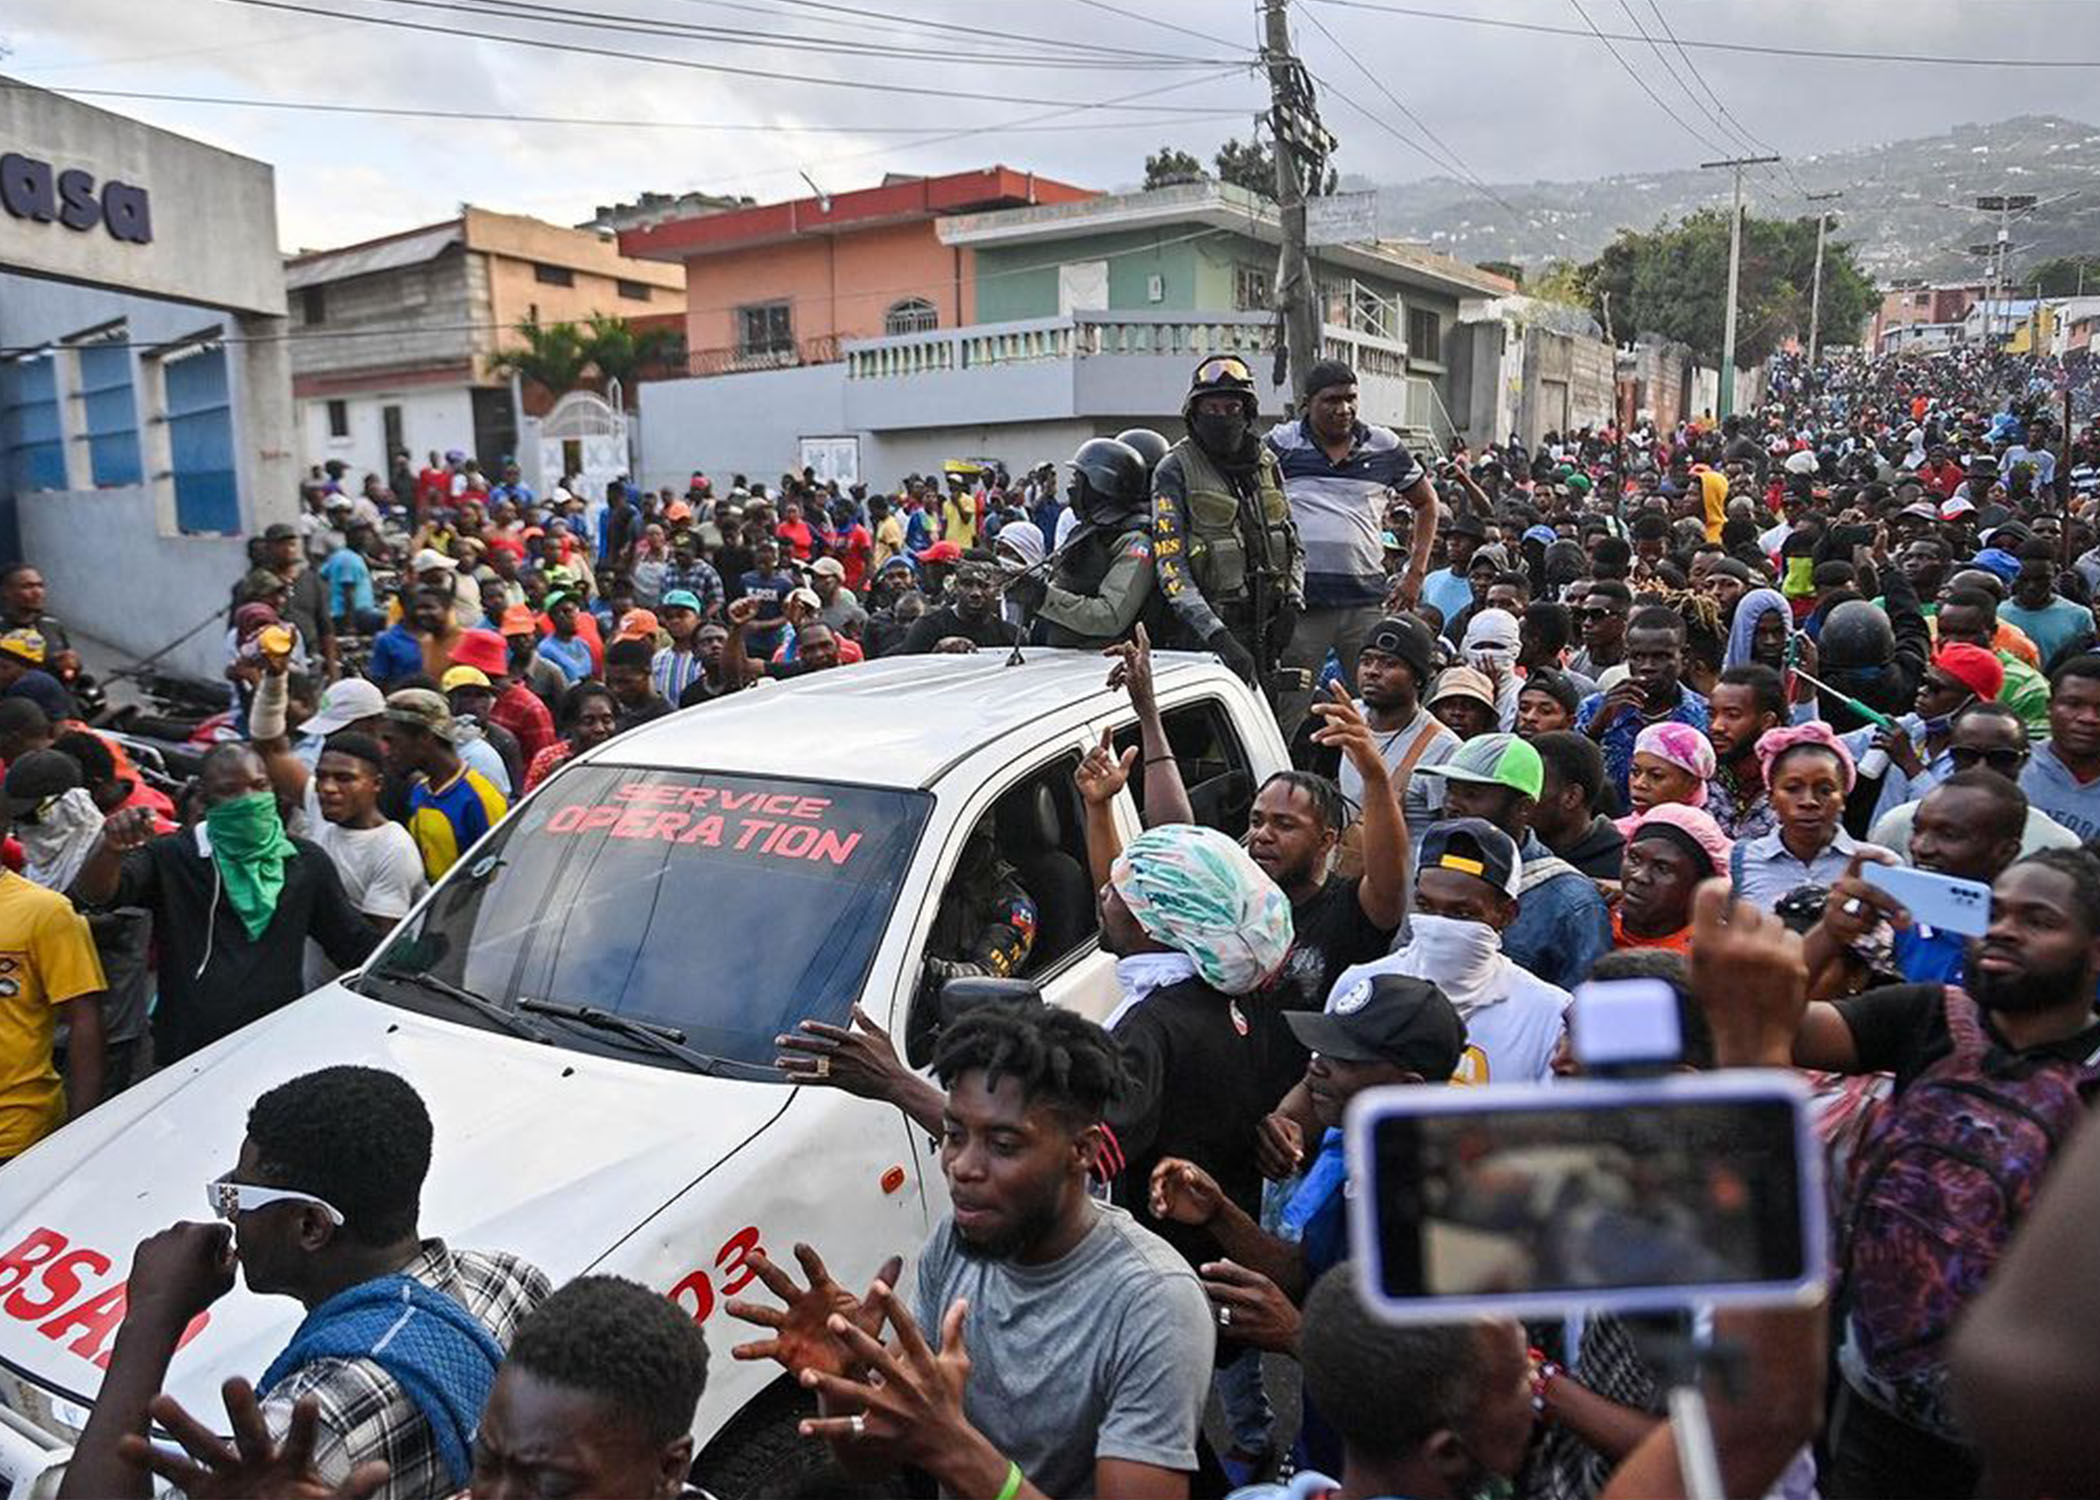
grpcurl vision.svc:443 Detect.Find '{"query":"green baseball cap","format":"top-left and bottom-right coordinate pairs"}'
top-left (1420, 732), bottom-right (1543, 799)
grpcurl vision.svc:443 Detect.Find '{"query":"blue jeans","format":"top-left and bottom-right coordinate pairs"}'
top-left (1213, 1342), bottom-right (1274, 1456)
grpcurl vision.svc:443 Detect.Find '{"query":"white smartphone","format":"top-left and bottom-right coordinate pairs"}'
top-left (1861, 863), bottom-right (1992, 938)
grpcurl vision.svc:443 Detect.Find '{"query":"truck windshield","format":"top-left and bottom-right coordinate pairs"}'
top-left (366, 766), bottom-right (931, 1070)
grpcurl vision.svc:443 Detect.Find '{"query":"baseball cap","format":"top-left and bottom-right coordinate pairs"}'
top-left (916, 540), bottom-right (963, 565)
top-left (1420, 733), bottom-right (1544, 799)
top-left (449, 629), bottom-right (510, 676)
top-left (240, 568), bottom-right (287, 600)
top-left (660, 589), bottom-right (703, 614)
top-left (1940, 496), bottom-right (1977, 521)
top-left (383, 687), bottom-right (456, 743)
top-left (411, 548), bottom-right (459, 574)
top-left (616, 609), bottom-right (660, 642)
top-left (542, 589), bottom-right (576, 612)
top-left (786, 586), bottom-right (822, 612)
top-left (809, 557), bottom-right (845, 579)
top-left (2, 747), bottom-right (81, 820)
top-left (1288, 973), bottom-right (1466, 1076)
top-left (1418, 817), bottom-right (1522, 897)
top-left (440, 665), bottom-right (492, 693)
top-left (0, 630), bottom-right (47, 668)
top-left (1427, 665), bottom-right (1496, 712)
top-left (303, 677), bottom-right (386, 738)
top-left (262, 522), bottom-right (299, 543)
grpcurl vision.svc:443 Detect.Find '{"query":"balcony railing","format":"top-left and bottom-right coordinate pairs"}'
top-left (686, 334), bottom-right (839, 377)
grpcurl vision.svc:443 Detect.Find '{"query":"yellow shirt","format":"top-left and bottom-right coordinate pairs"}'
top-left (0, 874), bottom-right (106, 1159)
top-left (942, 493), bottom-right (978, 550)
top-left (874, 514), bottom-right (905, 568)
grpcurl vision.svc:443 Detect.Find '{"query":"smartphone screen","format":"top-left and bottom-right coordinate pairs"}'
top-left (1351, 1077), bottom-right (1823, 1321)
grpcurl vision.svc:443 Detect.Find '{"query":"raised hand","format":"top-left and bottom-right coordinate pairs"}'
top-left (1075, 727), bottom-right (1137, 808)
top-left (1688, 878), bottom-right (1809, 1070)
top-left (117, 1380), bottom-right (389, 1500)
top-left (726, 1243), bottom-right (903, 1381)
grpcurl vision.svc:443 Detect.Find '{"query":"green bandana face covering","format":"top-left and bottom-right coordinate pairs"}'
top-left (204, 791), bottom-right (297, 940)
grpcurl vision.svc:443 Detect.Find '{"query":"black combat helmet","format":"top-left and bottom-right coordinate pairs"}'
top-left (1114, 427), bottom-right (1170, 475)
top-left (1068, 438), bottom-right (1148, 525)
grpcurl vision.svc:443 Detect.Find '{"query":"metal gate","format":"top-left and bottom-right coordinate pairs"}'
top-left (524, 390), bottom-right (629, 502)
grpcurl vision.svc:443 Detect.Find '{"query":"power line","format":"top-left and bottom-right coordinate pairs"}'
top-left (299, 0), bottom-right (1235, 69)
top-left (0, 79), bottom-right (1250, 136)
top-left (1640, 0), bottom-right (1814, 199)
top-left (678, 0), bottom-right (1231, 66)
top-left (206, 0), bottom-right (1247, 109)
top-left (1610, 0), bottom-right (1796, 204)
top-left (1068, 0), bottom-right (1248, 51)
top-left (1293, 3), bottom-right (1522, 218)
top-left (1308, 0), bottom-right (2100, 67)
top-left (1565, 0), bottom-right (1732, 159)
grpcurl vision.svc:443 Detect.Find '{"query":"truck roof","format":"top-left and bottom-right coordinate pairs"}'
top-left (589, 647), bottom-right (1232, 789)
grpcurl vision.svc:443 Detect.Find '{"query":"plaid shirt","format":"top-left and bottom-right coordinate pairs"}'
top-left (258, 1240), bottom-right (550, 1500)
top-left (659, 559), bottom-right (725, 620)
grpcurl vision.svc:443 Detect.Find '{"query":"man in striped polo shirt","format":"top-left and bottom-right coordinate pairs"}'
top-left (1267, 360), bottom-right (1441, 741)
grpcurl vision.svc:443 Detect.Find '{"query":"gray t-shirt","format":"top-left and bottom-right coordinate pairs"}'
top-left (1337, 702), bottom-right (1461, 844)
top-left (914, 1202), bottom-right (1214, 1498)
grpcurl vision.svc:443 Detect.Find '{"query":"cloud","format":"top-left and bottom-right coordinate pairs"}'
top-left (1, 0), bottom-right (2090, 247)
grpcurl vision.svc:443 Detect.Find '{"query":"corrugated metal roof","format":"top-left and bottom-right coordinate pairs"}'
top-left (284, 222), bottom-right (463, 291)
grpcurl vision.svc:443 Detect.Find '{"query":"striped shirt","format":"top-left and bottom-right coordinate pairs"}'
top-left (1265, 418), bottom-right (1424, 609)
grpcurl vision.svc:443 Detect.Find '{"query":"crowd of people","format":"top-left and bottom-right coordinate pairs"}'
top-left (2, 339), bottom-right (2100, 1498)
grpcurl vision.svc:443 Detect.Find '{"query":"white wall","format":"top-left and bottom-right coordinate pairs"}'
top-left (299, 386), bottom-right (476, 480)
top-left (18, 487), bottom-right (249, 680)
top-left (638, 365), bottom-right (847, 491)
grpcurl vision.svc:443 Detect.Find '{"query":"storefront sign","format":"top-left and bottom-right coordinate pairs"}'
top-left (0, 153), bottom-right (152, 244)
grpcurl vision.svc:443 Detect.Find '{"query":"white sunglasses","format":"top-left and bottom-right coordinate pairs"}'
top-left (206, 1178), bottom-right (346, 1226)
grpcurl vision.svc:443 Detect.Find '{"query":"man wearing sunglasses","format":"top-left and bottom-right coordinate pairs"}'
top-left (1151, 356), bottom-right (1304, 695)
top-left (1867, 703), bottom-right (2082, 866)
top-left (62, 1065), bottom-right (550, 1500)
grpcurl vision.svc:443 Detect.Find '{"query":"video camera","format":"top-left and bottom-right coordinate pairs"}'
top-left (1347, 978), bottom-right (1828, 1326)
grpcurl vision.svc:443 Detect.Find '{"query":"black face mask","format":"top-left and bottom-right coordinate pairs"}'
top-left (1193, 411), bottom-right (1249, 456)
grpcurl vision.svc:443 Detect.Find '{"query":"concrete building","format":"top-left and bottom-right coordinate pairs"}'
top-left (635, 179), bottom-right (1512, 489)
top-left (1446, 296), bottom-right (1616, 450)
top-left (1869, 281), bottom-right (1987, 352)
top-left (0, 78), bottom-right (293, 679)
top-left (283, 207), bottom-right (684, 482)
top-left (617, 167), bottom-right (1094, 374)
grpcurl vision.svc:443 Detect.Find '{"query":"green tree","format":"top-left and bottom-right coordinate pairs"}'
top-left (1575, 211), bottom-right (1874, 365)
top-left (1215, 137), bottom-right (1275, 197)
top-left (584, 314), bottom-right (685, 407)
top-left (2028, 255), bottom-right (2100, 297)
top-left (492, 316), bottom-right (593, 394)
top-left (1144, 147), bottom-right (1208, 189)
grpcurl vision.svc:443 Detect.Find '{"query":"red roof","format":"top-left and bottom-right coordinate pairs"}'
top-left (618, 166), bottom-right (1093, 262)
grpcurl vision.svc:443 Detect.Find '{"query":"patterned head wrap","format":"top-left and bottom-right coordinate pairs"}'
top-left (1632, 721), bottom-right (1716, 808)
top-left (1109, 824), bottom-right (1293, 996)
top-left (1756, 720), bottom-right (1857, 793)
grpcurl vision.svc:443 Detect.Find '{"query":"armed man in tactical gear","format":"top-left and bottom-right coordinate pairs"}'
top-left (1151, 355), bottom-right (1305, 691)
top-left (1005, 437), bottom-right (1157, 649)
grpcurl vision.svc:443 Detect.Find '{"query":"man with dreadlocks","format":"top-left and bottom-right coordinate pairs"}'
top-left (730, 1004), bottom-right (1217, 1500)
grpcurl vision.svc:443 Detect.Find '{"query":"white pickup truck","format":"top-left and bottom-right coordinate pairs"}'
top-left (0, 648), bottom-right (1287, 1496)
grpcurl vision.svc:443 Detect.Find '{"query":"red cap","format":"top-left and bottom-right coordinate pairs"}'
top-left (1932, 641), bottom-right (2004, 704)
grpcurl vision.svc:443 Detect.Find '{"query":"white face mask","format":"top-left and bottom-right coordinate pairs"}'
top-left (1405, 913), bottom-right (1504, 1012)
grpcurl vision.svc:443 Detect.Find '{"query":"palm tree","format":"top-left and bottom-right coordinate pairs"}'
top-left (584, 314), bottom-right (686, 407)
top-left (492, 316), bottom-right (594, 395)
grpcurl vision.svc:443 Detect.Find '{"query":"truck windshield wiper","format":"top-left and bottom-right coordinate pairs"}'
top-left (519, 997), bottom-right (731, 1076)
top-left (365, 968), bottom-right (557, 1045)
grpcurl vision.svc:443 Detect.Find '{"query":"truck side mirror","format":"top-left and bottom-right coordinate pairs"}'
top-left (907, 976), bottom-right (1044, 1068)
top-left (938, 976), bottom-right (1042, 1028)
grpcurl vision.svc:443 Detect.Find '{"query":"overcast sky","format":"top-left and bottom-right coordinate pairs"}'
top-left (3, 0), bottom-right (2093, 250)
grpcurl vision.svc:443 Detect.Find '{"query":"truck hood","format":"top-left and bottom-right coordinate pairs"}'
top-left (0, 983), bottom-right (790, 1415)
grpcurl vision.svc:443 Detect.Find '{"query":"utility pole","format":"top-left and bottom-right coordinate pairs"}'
top-left (1805, 191), bottom-right (1842, 367)
top-left (1700, 155), bottom-right (1780, 421)
top-left (1261, 0), bottom-right (1332, 403)
top-left (1975, 193), bottom-right (2037, 350)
